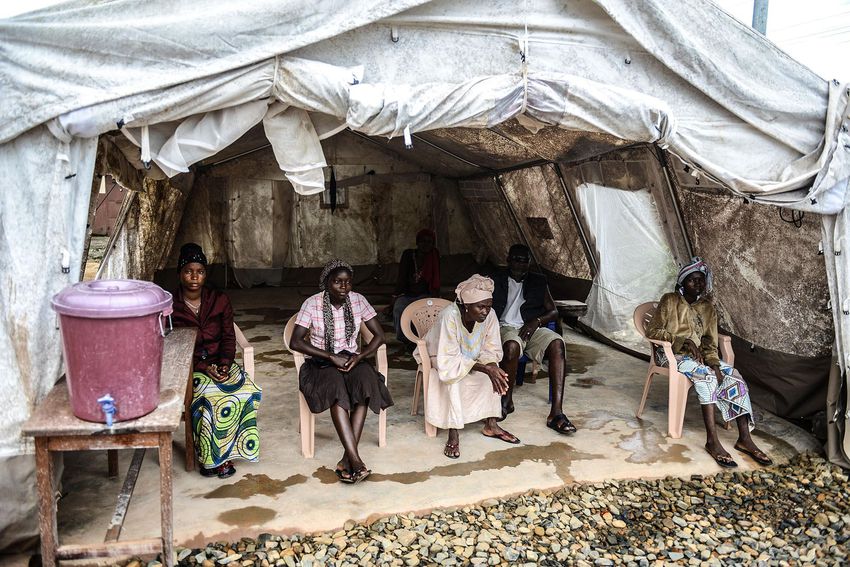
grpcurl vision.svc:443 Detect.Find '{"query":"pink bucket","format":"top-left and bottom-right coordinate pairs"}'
top-left (51, 280), bottom-right (173, 423)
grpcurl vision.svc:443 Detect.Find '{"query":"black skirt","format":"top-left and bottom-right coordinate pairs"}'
top-left (299, 358), bottom-right (394, 414)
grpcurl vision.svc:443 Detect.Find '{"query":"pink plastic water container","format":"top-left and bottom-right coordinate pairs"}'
top-left (51, 280), bottom-right (173, 423)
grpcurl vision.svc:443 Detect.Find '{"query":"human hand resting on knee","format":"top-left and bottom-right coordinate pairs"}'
top-left (481, 363), bottom-right (509, 395)
top-left (683, 339), bottom-right (703, 364)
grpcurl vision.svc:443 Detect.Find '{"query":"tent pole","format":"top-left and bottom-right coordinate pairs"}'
top-left (654, 145), bottom-right (694, 258)
top-left (553, 163), bottom-right (599, 277)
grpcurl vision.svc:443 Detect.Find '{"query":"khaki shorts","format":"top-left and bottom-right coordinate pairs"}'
top-left (500, 325), bottom-right (564, 364)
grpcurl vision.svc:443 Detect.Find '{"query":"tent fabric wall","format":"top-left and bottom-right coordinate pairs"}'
top-left (3, 0), bottom-right (850, 548)
top-left (0, 126), bottom-right (97, 548)
top-left (498, 166), bottom-right (593, 282)
top-left (2, 0), bottom-right (845, 206)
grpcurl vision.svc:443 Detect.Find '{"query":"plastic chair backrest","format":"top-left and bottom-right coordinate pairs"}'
top-left (399, 298), bottom-right (452, 344)
top-left (633, 301), bottom-right (659, 339)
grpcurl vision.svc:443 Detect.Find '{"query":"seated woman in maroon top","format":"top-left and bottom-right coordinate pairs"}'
top-left (171, 243), bottom-right (262, 479)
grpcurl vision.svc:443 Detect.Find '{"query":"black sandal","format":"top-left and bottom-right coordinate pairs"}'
top-left (350, 467), bottom-right (371, 484)
top-left (217, 461), bottom-right (236, 479)
top-left (546, 414), bottom-right (577, 435)
top-left (444, 441), bottom-right (460, 459)
top-left (335, 465), bottom-right (355, 484)
top-left (734, 443), bottom-right (773, 466)
top-left (705, 446), bottom-right (738, 469)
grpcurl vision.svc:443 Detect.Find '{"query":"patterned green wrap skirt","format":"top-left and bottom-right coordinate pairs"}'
top-left (191, 363), bottom-right (262, 468)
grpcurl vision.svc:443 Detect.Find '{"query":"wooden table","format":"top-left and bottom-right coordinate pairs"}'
top-left (23, 328), bottom-right (195, 567)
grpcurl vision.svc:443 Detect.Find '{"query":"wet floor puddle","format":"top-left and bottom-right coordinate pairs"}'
top-left (217, 505), bottom-right (277, 527)
top-left (571, 376), bottom-right (606, 388)
top-left (578, 409), bottom-right (647, 431)
top-left (203, 473), bottom-right (308, 499)
top-left (313, 441), bottom-right (604, 486)
top-left (617, 429), bottom-right (691, 464)
top-left (565, 343), bottom-right (601, 374)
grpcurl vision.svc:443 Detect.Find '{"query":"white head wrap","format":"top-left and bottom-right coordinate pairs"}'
top-left (455, 274), bottom-right (494, 304)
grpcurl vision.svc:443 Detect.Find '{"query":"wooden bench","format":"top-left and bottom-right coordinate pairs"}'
top-left (23, 328), bottom-right (195, 567)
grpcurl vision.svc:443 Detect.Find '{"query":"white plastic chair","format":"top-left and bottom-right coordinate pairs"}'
top-left (283, 315), bottom-right (388, 458)
top-left (633, 302), bottom-right (734, 439)
top-left (399, 297), bottom-right (451, 438)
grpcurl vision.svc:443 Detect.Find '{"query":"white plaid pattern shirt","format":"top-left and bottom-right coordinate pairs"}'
top-left (294, 291), bottom-right (376, 354)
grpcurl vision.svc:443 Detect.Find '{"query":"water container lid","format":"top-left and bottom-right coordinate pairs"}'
top-left (51, 279), bottom-right (173, 318)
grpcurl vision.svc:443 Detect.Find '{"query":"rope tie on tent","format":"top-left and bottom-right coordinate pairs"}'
top-left (140, 125), bottom-right (151, 170)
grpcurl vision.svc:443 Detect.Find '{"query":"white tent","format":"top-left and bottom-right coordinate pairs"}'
top-left (1, 0), bottom-right (849, 550)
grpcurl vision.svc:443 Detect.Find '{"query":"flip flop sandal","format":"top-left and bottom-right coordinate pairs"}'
top-left (483, 430), bottom-right (521, 444)
top-left (444, 442), bottom-right (460, 459)
top-left (546, 414), bottom-right (577, 435)
top-left (705, 447), bottom-right (738, 469)
top-left (351, 467), bottom-right (371, 484)
top-left (335, 466), bottom-right (355, 484)
top-left (734, 444), bottom-right (773, 466)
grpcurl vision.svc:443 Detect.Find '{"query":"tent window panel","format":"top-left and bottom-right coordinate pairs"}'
top-left (576, 182), bottom-right (678, 353)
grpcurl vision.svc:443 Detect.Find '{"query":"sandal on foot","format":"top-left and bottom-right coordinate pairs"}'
top-left (734, 443), bottom-right (773, 466)
top-left (705, 446), bottom-right (737, 469)
top-left (217, 461), bottom-right (236, 479)
top-left (483, 429), bottom-right (521, 444)
top-left (335, 465), bottom-right (355, 484)
top-left (546, 414), bottom-right (577, 435)
top-left (351, 467), bottom-right (371, 484)
top-left (444, 442), bottom-right (460, 459)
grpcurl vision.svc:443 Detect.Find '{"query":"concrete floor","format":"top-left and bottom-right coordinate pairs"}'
top-left (55, 288), bottom-right (820, 550)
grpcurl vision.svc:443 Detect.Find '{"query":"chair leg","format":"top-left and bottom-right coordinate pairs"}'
top-left (184, 413), bottom-right (195, 472)
top-left (183, 371), bottom-right (195, 472)
top-left (636, 367), bottom-right (655, 419)
top-left (668, 372), bottom-right (691, 439)
top-left (378, 409), bottom-right (387, 447)
top-left (422, 370), bottom-right (437, 437)
top-left (299, 394), bottom-right (315, 458)
top-left (528, 360), bottom-right (539, 384)
top-left (411, 369), bottom-right (422, 416)
top-left (516, 358), bottom-right (526, 386)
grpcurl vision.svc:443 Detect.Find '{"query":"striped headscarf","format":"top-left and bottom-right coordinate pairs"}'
top-left (319, 259), bottom-right (355, 353)
top-left (676, 257), bottom-right (713, 294)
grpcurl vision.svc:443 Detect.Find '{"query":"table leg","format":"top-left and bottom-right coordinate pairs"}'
top-left (107, 449), bottom-right (119, 478)
top-left (159, 432), bottom-right (174, 567)
top-left (35, 437), bottom-right (58, 567)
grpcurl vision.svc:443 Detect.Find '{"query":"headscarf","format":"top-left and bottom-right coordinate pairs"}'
top-left (319, 259), bottom-right (355, 353)
top-left (676, 256), bottom-right (713, 294)
top-left (178, 242), bottom-right (207, 269)
top-left (415, 228), bottom-right (441, 293)
top-left (455, 274), bottom-right (494, 305)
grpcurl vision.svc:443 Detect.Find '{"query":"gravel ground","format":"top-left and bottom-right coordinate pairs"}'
top-left (124, 453), bottom-right (848, 567)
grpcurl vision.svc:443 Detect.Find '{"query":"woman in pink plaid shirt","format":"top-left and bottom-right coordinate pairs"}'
top-left (290, 259), bottom-right (394, 484)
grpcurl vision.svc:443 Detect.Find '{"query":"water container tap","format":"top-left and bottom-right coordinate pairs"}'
top-left (97, 394), bottom-right (117, 427)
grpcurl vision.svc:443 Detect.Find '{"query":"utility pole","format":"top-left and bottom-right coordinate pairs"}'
top-left (752, 0), bottom-right (769, 34)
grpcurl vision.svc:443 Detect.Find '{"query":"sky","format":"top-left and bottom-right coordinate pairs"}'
top-left (1, 0), bottom-right (848, 81)
top-left (713, 0), bottom-right (850, 80)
